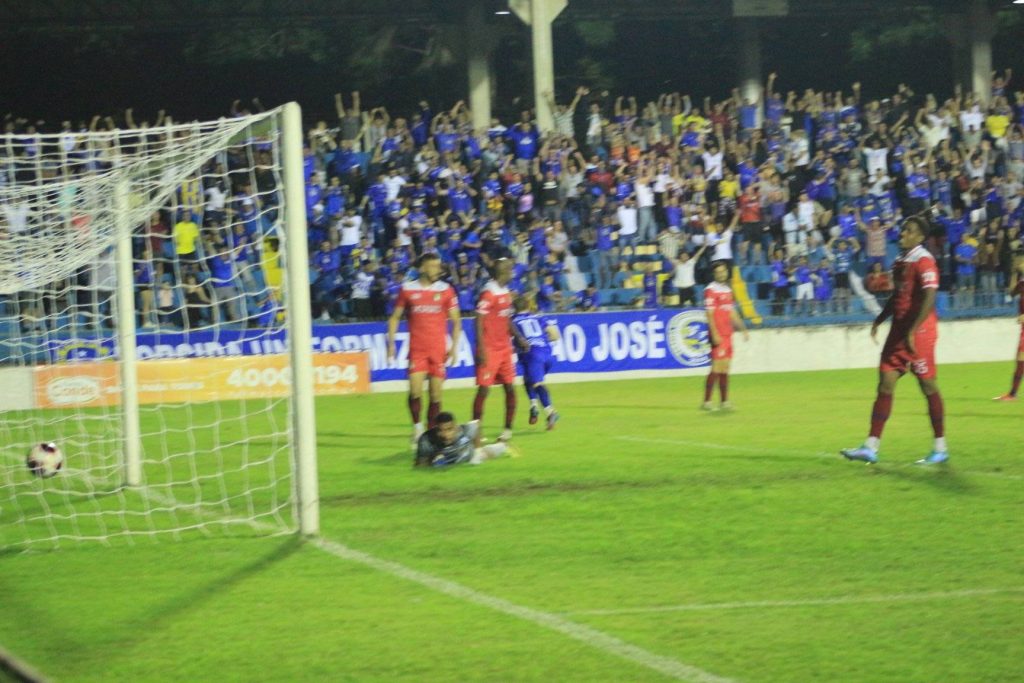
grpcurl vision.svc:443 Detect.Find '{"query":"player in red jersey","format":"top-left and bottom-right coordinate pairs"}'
top-left (993, 254), bottom-right (1024, 401)
top-left (472, 259), bottom-right (520, 442)
top-left (842, 215), bottom-right (947, 465)
top-left (387, 253), bottom-right (461, 447)
top-left (702, 262), bottom-right (748, 411)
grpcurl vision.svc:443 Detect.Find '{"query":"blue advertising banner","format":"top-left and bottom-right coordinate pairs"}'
top-left (47, 309), bottom-right (712, 382)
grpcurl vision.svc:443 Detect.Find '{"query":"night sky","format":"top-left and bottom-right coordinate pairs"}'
top-left (3, 9), bottom-right (1023, 127)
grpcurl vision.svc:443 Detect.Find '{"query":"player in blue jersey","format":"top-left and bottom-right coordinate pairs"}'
top-left (512, 296), bottom-right (561, 429)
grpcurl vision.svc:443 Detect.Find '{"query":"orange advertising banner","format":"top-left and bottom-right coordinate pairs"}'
top-left (34, 353), bottom-right (370, 409)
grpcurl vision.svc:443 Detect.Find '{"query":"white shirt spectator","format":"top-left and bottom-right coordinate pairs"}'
top-left (797, 200), bottom-right (816, 231)
top-left (635, 180), bottom-right (655, 208)
top-left (617, 205), bottom-right (638, 236)
top-left (339, 214), bottom-right (362, 247)
top-left (863, 147), bottom-right (889, 177)
top-left (548, 228), bottom-right (570, 254)
top-left (384, 174), bottom-right (406, 201)
top-left (396, 218), bottom-right (412, 247)
top-left (91, 248), bottom-right (117, 292)
top-left (789, 135), bottom-right (810, 167)
top-left (673, 258), bottom-right (697, 289)
top-left (782, 211), bottom-right (799, 241)
top-left (653, 171), bottom-right (672, 193)
top-left (352, 271), bottom-right (373, 299)
top-left (701, 151), bottom-right (724, 180)
top-left (710, 228), bottom-right (733, 261)
top-left (3, 202), bottom-right (29, 233)
top-left (60, 132), bottom-right (77, 154)
top-left (554, 110), bottom-right (574, 138)
top-left (587, 113), bottom-right (602, 141)
top-left (204, 185), bottom-right (226, 213)
top-left (959, 106), bottom-right (984, 133)
top-left (868, 172), bottom-right (891, 196)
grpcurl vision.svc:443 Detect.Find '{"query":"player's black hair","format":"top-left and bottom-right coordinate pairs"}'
top-left (416, 252), bottom-right (440, 268)
top-left (435, 411), bottom-right (456, 425)
top-left (902, 214), bottom-right (932, 239)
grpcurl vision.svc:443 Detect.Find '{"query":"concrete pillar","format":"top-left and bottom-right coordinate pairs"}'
top-left (967, 0), bottom-right (995, 106)
top-left (466, 3), bottom-right (493, 133)
top-left (510, 0), bottom-right (567, 134)
top-left (737, 18), bottom-right (762, 127)
top-left (948, 0), bottom-right (995, 104)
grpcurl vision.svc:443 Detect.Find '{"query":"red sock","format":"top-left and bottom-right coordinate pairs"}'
top-left (408, 395), bottom-right (422, 424)
top-left (427, 401), bottom-right (441, 427)
top-left (1011, 361), bottom-right (1024, 397)
top-left (869, 392), bottom-right (893, 439)
top-left (503, 385), bottom-right (517, 428)
top-left (926, 392), bottom-right (945, 438)
top-left (718, 373), bottom-right (729, 402)
top-left (472, 388), bottom-right (487, 421)
top-left (704, 373), bottom-right (718, 402)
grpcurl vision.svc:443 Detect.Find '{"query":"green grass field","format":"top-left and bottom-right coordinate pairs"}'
top-left (2, 362), bottom-right (1023, 682)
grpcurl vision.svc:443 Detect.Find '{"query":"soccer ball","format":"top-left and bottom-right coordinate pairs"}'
top-left (26, 443), bottom-right (65, 479)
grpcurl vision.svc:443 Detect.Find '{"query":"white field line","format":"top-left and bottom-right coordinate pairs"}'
top-left (615, 436), bottom-right (1024, 480)
top-left (128, 484), bottom-right (737, 683)
top-left (312, 538), bottom-right (734, 683)
top-left (564, 587), bottom-right (1024, 617)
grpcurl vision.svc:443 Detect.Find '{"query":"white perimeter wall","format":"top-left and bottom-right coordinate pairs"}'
top-left (0, 318), bottom-right (1014, 406)
top-left (0, 366), bottom-right (34, 410)
top-left (371, 317), bottom-right (1017, 392)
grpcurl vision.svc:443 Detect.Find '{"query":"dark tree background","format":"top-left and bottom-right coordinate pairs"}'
top-left (2, 8), bottom-right (1022, 126)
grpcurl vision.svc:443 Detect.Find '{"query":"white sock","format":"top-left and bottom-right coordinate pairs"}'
top-left (544, 406), bottom-right (555, 416)
top-left (934, 437), bottom-right (947, 452)
top-left (471, 443), bottom-right (507, 464)
top-left (865, 436), bottom-right (880, 451)
top-left (414, 422), bottom-right (423, 431)
top-left (530, 399), bottom-right (539, 408)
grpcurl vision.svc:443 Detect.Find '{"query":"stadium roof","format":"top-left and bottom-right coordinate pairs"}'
top-left (0, 0), bottom-right (1006, 34)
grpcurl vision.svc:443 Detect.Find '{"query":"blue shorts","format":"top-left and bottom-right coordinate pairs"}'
top-left (520, 352), bottom-right (553, 387)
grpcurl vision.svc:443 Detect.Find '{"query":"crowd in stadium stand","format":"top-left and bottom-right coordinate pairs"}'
top-left (292, 76), bottom-right (1023, 323)
top-left (4, 70), bottom-right (1024, 330)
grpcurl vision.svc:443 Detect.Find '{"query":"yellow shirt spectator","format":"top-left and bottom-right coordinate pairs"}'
top-left (683, 113), bottom-right (709, 133)
top-left (262, 237), bottom-right (283, 297)
top-left (173, 218), bottom-right (199, 256)
top-left (986, 113), bottom-right (1010, 139)
top-left (718, 177), bottom-right (740, 200)
top-left (671, 112), bottom-right (686, 137)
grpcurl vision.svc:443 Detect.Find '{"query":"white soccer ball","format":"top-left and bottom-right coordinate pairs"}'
top-left (26, 443), bottom-right (65, 479)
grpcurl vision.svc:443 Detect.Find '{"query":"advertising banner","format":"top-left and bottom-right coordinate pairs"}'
top-left (33, 352), bottom-right (370, 409)
top-left (45, 309), bottom-right (711, 384)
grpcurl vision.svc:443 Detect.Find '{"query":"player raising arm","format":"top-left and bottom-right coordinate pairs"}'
top-left (702, 262), bottom-right (748, 411)
top-left (414, 412), bottom-right (514, 468)
top-left (993, 252), bottom-right (1024, 401)
top-left (388, 253), bottom-right (461, 448)
top-left (512, 296), bottom-right (561, 429)
top-left (842, 215), bottom-right (947, 465)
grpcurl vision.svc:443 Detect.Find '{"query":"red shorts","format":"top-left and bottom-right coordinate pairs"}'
top-left (880, 327), bottom-right (937, 379)
top-left (476, 351), bottom-right (516, 387)
top-left (408, 348), bottom-right (447, 379)
top-left (711, 336), bottom-right (733, 361)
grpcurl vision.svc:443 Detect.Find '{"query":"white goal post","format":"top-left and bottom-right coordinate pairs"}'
top-left (0, 102), bottom-right (319, 548)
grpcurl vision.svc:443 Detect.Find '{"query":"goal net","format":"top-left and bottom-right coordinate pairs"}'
top-left (0, 104), bottom-right (318, 549)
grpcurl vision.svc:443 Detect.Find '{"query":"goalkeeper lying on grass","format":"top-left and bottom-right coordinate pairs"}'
top-left (413, 412), bottom-right (517, 468)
